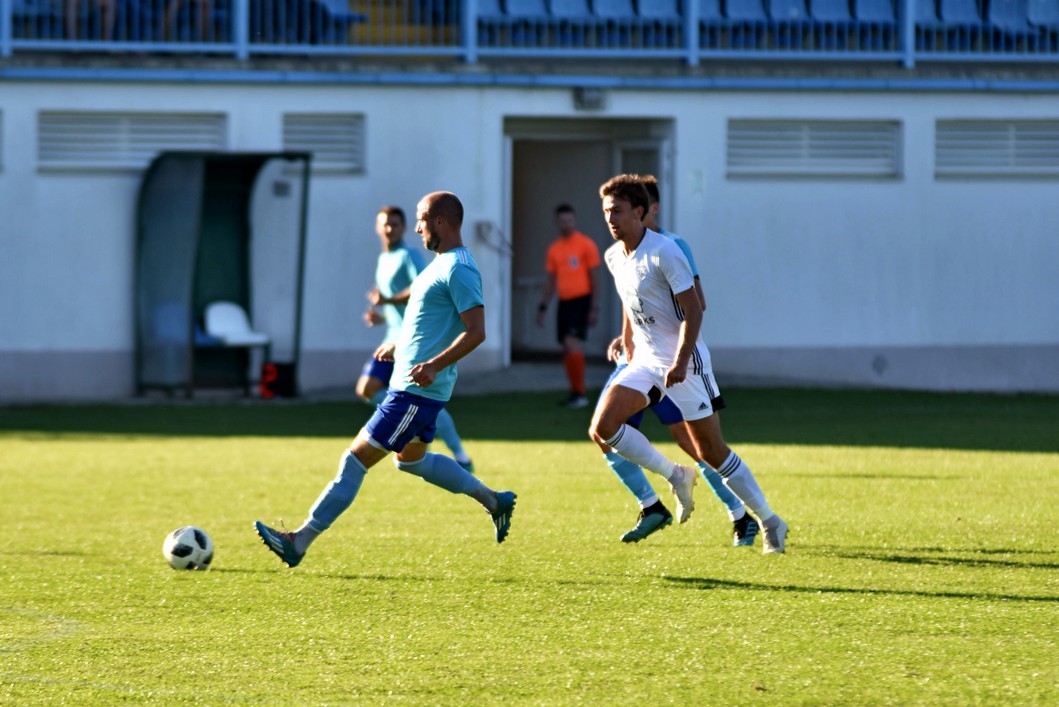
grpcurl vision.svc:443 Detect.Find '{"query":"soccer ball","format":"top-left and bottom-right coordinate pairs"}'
top-left (162, 526), bottom-right (214, 570)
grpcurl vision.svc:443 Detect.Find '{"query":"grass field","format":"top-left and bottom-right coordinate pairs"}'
top-left (2, 388), bottom-right (1058, 705)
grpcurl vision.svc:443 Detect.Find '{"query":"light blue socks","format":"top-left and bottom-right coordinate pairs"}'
top-left (604, 451), bottom-right (658, 507)
top-left (396, 452), bottom-right (482, 495)
top-left (306, 450), bottom-right (368, 532)
top-left (696, 461), bottom-right (744, 519)
top-left (433, 408), bottom-right (469, 461)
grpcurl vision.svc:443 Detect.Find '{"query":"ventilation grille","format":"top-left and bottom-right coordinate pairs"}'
top-left (727, 119), bottom-right (901, 177)
top-left (283, 114), bottom-right (366, 173)
top-left (936, 120), bottom-right (1059, 177)
top-left (38, 112), bottom-right (227, 170)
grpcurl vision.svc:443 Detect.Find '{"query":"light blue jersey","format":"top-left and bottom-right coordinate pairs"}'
top-left (391, 246), bottom-right (484, 402)
top-left (659, 227), bottom-right (700, 279)
top-left (375, 243), bottom-right (426, 343)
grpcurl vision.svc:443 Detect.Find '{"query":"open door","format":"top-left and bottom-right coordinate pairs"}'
top-left (505, 119), bottom-right (671, 363)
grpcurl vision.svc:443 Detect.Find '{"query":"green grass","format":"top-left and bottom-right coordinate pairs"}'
top-left (2, 388), bottom-right (1057, 705)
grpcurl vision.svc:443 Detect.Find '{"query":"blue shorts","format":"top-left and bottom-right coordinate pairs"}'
top-left (364, 390), bottom-right (444, 452)
top-left (601, 364), bottom-right (684, 428)
top-left (361, 357), bottom-right (395, 386)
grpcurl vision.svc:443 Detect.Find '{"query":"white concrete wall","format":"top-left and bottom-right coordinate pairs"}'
top-left (1, 81), bottom-right (1057, 399)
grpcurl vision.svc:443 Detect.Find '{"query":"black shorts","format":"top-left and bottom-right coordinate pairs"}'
top-left (556, 295), bottom-right (592, 343)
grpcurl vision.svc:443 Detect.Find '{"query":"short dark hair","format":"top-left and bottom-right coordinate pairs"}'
top-left (555, 203), bottom-right (576, 217)
top-left (637, 175), bottom-right (660, 205)
top-left (378, 205), bottom-right (406, 224)
top-left (599, 174), bottom-right (650, 214)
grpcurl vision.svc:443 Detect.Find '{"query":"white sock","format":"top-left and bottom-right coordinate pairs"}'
top-left (717, 451), bottom-right (774, 524)
top-left (293, 524), bottom-right (320, 554)
top-left (604, 424), bottom-right (677, 480)
top-left (639, 495), bottom-right (661, 510)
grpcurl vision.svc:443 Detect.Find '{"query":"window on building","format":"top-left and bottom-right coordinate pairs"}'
top-left (935, 120), bottom-right (1059, 177)
top-left (282, 113), bottom-right (366, 174)
top-left (727, 119), bottom-right (901, 178)
top-left (37, 111), bottom-right (227, 171)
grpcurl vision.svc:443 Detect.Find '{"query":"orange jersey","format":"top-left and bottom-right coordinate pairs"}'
top-left (545, 231), bottom-right (601, 301)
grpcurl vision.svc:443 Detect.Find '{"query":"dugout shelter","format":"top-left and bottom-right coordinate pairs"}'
top-left (135, 151), bottom-right (310, 397)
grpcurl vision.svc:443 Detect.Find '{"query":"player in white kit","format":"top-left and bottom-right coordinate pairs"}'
top-left (588, 174), bottom-right (788, 553)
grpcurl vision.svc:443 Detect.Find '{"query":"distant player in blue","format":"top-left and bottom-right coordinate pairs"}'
top-left (255, 192), bottom-right (516, 567)
top-left (598, 175), bottom-right (757, 547)
top-left (356, 205), bottom-right (475, 472)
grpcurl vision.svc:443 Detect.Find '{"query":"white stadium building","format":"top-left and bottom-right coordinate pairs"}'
top-left (1, 0), bottom-right (1058, 400)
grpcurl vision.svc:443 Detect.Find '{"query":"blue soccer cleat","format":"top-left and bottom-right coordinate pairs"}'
top-left (621, 505), bottom-right (674, 543)
top-left (254, 520), bottom-right (305, 568)
top-left (491, 491), bottom-right (517, 543)
top-left (732, 513), bottom-right (759, 547)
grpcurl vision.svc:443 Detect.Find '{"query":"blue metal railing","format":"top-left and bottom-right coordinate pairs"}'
top-left (2, 0), bottom-right (1058, 67)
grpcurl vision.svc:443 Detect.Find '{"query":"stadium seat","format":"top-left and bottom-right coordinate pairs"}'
top-left (854, 0), bottom-right (897, 50)
top-left (768, 0), bottom-right (811, 49)
top-left (476, 0), bottom-right (505, 45)
top-left (809, 0), bottom-right (854, 49)
top-left (938, 0), bottom-right (985, 51)
top-left (638, 0), bottom-right (682, 48)
top-left (202, 301), bottom-right (270, 395)
top-left (1028, 0), bottom-right (1059, 50)
top-left (988, 0), bottom-right (1041, 52)
top-left (914, 0), bottom-right (942, 49)
top-left (250, 0), bottom-right (363, 45)
top-left (592, 0), bottom-right (636, 46)
top-left (549, 0), bottom-right (593, 46)
top-left (505, 0), bottom-right (549, 46)
top-left (312, 0), bottom-right (366, 44)
top-left (725, 0), bottom-right (769, 49)
top-left (12, 0), bottom-right (64, 40)
top-left (698, 0), bottom-right (723, 47)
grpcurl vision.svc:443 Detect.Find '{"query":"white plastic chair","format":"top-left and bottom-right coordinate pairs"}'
top-left (204, 301), bottom-right (270, 347)
top-left (203, 301), bottom-right (271, 395)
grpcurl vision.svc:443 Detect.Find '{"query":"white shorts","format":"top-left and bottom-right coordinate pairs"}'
top-left (611, 361), bottom-right (725, 422)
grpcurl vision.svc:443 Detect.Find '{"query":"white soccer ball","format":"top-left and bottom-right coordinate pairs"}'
top-left (162, 526), bottom-right (214, 570)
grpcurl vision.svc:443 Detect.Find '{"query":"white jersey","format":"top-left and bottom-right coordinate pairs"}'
top-left (604, 228), bottom-right (711, 373)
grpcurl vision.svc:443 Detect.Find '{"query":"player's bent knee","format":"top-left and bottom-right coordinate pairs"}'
top-left (589, 418), bottom-right (619, 445)
top-left (354, 378), bottom-right (373, 401)
top-left (394, 456), bottom-right (425, 478)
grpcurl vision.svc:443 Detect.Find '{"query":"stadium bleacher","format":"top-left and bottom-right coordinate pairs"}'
top-left (989, 0), bottom-right (1040, 52)
top-left (810, 0), bottom-right (855, 50)
top-left (1029, 0), bottom-right (1059, 49)
top-left (854, 0), bottom-right (897, 51)
top-left (638, 0), bottom-right (682, 49)
top-left (3, 0), bottom-right (1059, 64)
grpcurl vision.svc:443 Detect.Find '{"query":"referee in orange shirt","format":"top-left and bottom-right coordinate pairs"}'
top-left (536, 203), bottom-right (601, 408)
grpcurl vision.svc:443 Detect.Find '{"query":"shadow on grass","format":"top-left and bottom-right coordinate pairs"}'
top-left (0, 550), bottom-right (88, 557)
top-left (664, 576), bottom-right (1059, 603)
top-left (212, 567), bottom-right (444, 583)
top-left (817, 548), bottom-right (1059, 570)
top-left (784, 473), bottom-right (956, 480)
top-left (1, 388), bottom-right (1058, 453)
